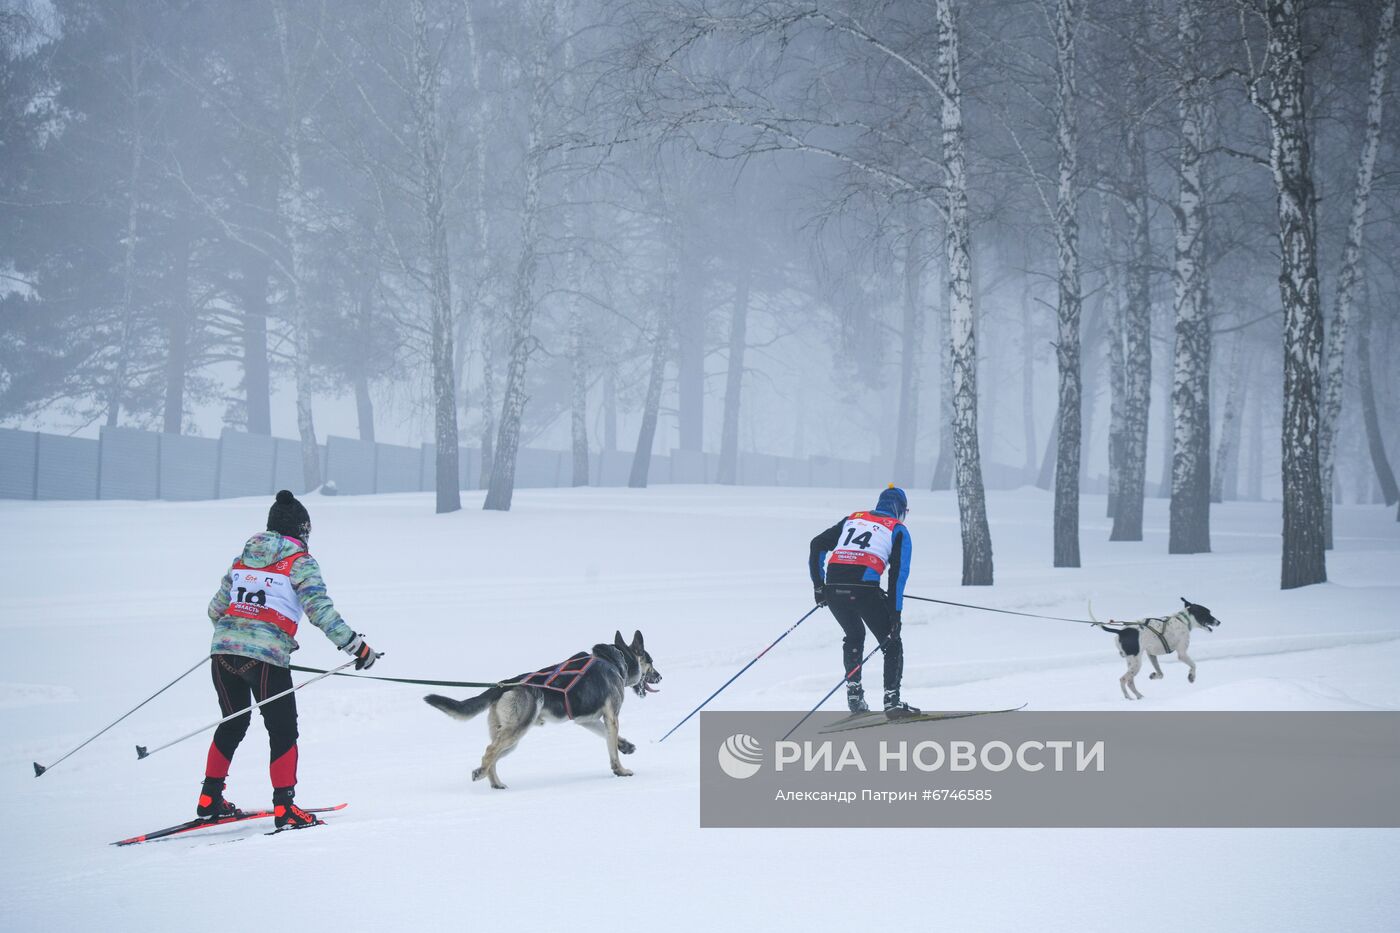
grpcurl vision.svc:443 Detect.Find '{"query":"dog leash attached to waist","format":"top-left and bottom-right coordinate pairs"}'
top-left (901, 592), bottom-right (1096, 625)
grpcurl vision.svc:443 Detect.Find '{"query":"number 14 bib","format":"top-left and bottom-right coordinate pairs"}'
top-left (827, 511), bottom-right (900, 574)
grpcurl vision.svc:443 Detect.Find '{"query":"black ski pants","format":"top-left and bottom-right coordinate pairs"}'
top-left (204, 654), bottom-right (299, 790)
top-left (825, 586), bottom-right (903, 699)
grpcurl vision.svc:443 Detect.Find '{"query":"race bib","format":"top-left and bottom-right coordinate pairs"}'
top-left (827, 512), bottom-right (898, 574)
top-left (225, 553), bottom-right (304, 637)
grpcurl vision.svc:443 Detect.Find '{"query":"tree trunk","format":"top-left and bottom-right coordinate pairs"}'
top-left (239, 174), bottom-right (275, 436)
top-left (478, 313), bottom-right (496, 489)
top-left (1169, 0), bottom-right (1212, 554)
top-left (1111, 98), bottom-right (1153, 540)
top-left (1254, 0), bottom-right (1326, 588)
top-left (411, 0), bottom-right (462, 514)
top-left (1050, 0), bottom-right (1082, 569)
top-left (1357, 295), bottom-right (1399, 505)
top-left (563, 22), bottom-right (588, 489)
top-left (893, 227), bottom-right (925, 485)
top-left (1211, 336), bottom-right (1245, 503)
top-left (629, 312), bottom-right (671, 488)
top-left (162, 237), bottom-right (191, 435)
top-left (465, 0), bottom-right (492, 491)
top-left (108, 17), bottom-right (144, 429)
top-left (241, 275), bottom-right (272, 435)
top-left (676, 257), bottom-right (705, 453)
top-left (568, 307), bottom-right (590, 487)
top-left (1320, 0), bottom-right (1394, 545)
top-left (937, 0), bottom-right (993, 584)
top-left (603, 363), bottom-right (618, 453)
top-left (717, 261), bottom-right (751, 485)
top-left (483, 0), bottom-right (552, 512)
top-left (930, 274), bottom-right (954, 491)
top-left (1101, 194), bottom-right (1125, 519)
top-left (273, 2), bottom-right (321, 492)
top-left (1247, 386), bottom-right (1264, 500)
top-left (1021, 285), bottom-right (1037, 479)
top-left (566, 219), bottom-right (588, 486)
top-left (1037, 409), bottom-right (1059, 490)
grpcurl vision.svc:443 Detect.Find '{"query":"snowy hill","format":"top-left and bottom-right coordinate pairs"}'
top-left (3, 486), bottom-right (1398, 931)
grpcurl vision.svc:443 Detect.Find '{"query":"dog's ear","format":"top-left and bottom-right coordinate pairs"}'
top-left (614, 630), bottom-right (627, 651)
top-left (1181, 596), bottom-right (1190, 607)
top-left (632, 630), bottom-right (644, 652)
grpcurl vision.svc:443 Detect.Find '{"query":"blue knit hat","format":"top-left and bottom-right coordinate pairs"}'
top-left (875, 485), bottom-right (908, 519)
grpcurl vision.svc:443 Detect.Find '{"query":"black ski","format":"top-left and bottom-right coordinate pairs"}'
top-left (112, 803), bottom-right (347, 846)
top-left (817, 705), bottom-right (1027, 734)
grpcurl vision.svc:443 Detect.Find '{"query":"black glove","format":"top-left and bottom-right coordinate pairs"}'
top-left (814, 584), bottom-right (826, 607)
top-left (343, 633), bottom-right (379, 671)
top-left (889, 610), bottom-right (903, 637)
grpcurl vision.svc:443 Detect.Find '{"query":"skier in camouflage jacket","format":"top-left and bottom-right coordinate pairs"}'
top-left (196, 490), bottom-right (379, 830)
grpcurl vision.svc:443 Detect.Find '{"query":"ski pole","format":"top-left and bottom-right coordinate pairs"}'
top-left (781, 628), bottom-right (900, 741)
top-left (34, 655), bottom-right (210, 778)
top-left (134, 658), bottom-right (361, 761)
top-left (658, 604), bottom-right (824, 743)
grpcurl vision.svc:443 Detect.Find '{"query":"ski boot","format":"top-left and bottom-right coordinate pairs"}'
top-left (196, 778), bottom-right (242, 821)
top-left (846, 682), bottom-right (869, 713)
top-left (272, 788), bottom-right (323, 831)
top-left (884, 692), bottom-right (921, 720)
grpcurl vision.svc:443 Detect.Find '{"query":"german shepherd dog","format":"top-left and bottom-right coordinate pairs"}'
top-left (423, 631), bottom-right (661, 789)
top-left (1092, 598), bottom-right (1222, 700)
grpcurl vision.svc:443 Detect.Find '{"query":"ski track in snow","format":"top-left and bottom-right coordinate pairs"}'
top-left (2, 486), bottom-right (1398, 933)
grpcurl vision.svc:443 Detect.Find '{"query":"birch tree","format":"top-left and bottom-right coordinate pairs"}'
top-left (410, 0), bottom-right (462, 513)
top-left (937, 0), bottom-right (994, 583)
top-left (1109, 33), bottom-right (1155, 541)
top-left (484, 0), bottom-right (554, 511)
top-left (1049, 0), bottom-right (1083, 568)
top-left (1319, 0), bottom-right (1395, 546)
top-left (1169, 0), bottom-right (1213, 554)
top-left (1240, 0), bottom-right (1327, 588)
top-left (272, 0), bottom-right (323, 491)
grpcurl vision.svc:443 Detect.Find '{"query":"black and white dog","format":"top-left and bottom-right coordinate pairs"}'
top-left (424, 631), bottom-right (661, 789)
top-left (1092, 598), bottom-right (1222, 700)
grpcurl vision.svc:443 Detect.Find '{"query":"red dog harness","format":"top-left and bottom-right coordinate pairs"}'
top-left (508, 653), bottom-right (597, 720)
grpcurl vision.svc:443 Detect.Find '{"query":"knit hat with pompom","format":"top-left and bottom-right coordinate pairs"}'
top-left (266, 489), bottom-right (311, 541)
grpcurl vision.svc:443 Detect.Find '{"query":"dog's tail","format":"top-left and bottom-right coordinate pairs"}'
top-left (424, 686), bottom-right (505, 721)
top-left (1087, 601), bottom-right (1122, 632)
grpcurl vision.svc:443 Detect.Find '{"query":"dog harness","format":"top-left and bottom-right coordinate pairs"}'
top-left (827, 511), bottom-right (901, 575)
top-left (509, 653), bottom-right (598, 720)
top-left (225, 551), bottom-right (307, 638)
top-left (1118, 614), bottom-right (1186, 652)
top-left (1141, 618), bottom-right (1172, 653)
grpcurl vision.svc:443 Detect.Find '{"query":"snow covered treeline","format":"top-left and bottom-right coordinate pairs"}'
top-left (2, 0), bottom-right (1400, 586)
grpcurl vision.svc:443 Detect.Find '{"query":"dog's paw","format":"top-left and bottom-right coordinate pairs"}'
top-left (618, 739), bottom-right (636, 755)
top-left (613, 766), bottom-right (634, 777)
top-left (1149, 672), bottom-right (1162, 680)
top-left (1188, 672), bottom-right (1196, 683)
top-left (491, 781), bottom-right (508, 790)
top-left (471, 767), bottom-right (485, 782)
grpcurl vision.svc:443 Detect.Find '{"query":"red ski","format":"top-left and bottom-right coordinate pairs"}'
top-left (112, 804), bottom-right (347, 846)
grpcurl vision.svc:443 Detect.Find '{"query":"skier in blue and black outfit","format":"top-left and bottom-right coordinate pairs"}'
top-left (809, 485), bottom-right (918, 717)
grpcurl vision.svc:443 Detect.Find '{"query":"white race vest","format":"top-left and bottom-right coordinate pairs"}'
top-left (226, 552), bottom-right (305, 636)
top-left (827, 511), bottom-right (900, 574)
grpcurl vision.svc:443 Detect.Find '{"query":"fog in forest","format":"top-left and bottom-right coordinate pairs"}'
top-left (3, 0), bottom-right (1399, 587)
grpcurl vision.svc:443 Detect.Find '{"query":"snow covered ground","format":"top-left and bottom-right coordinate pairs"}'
top-left (3, 486), bottom-right (1398, 932)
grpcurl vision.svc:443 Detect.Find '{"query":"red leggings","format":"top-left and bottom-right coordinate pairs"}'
top-left (204, 654), bottom-right (299, 790)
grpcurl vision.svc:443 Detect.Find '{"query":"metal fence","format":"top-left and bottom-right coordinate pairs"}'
top-left (0, 424), bottom-right (1021, 501)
